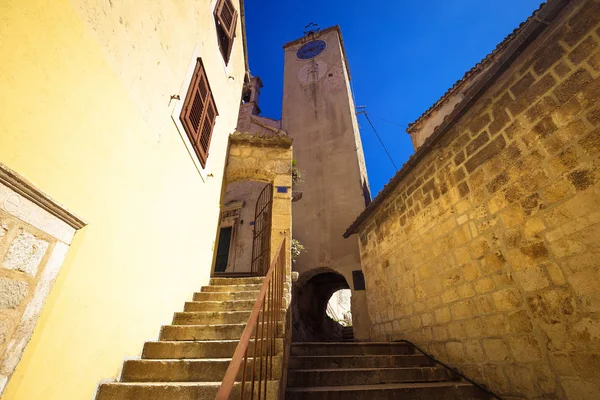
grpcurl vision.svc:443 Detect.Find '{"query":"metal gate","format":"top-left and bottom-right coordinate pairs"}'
top-left (251, 183), bottom-right (273, 276)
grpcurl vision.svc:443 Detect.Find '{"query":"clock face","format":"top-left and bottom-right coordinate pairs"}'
top-left (296, 40), bottom-right (327, 60)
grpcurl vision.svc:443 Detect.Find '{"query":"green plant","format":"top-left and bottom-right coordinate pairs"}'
top-left (292, 159), bottom-right (302, 184)
top-left (291, 238), bottom-right (305, 263)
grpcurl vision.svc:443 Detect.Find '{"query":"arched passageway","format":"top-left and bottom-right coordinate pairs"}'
top-left (326, 289), bottom-right (352, 327)
top-left (213, 131), bottom-right (293, 277)
top-left (292, 268), bottom-right (352, 342)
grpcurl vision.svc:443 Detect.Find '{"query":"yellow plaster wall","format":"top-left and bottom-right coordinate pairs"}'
top-left (0, 0), bottom-right (245, 398)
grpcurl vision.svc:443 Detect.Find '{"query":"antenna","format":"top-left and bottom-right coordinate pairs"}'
top-left (303, 22), bottom-right (320, 36)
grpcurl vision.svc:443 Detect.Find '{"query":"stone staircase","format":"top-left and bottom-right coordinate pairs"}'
top-left (341, 326), bottom-right (354, 342)
top-left (95, 277), bottom-right (282, 399)
top-left (286, 342), bottom-right (494, 399)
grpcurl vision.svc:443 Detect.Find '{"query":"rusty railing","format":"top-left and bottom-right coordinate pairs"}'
top-left (216, 238), bottom-right (286, 399)
top-left (251, 183), bottom-right (273, 276)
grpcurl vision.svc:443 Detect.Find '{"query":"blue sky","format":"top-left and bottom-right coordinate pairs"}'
top-left (244, 0), bottom-right (542, 196)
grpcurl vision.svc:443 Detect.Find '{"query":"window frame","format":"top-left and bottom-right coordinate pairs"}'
top-left (179, 57), bottom-right (219, 169)
top-left (171, 48), bottom-right (219, 181)
top-left (213, 0), bottom-right (238, 65)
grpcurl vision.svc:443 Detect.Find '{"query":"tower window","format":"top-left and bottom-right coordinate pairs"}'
top-left (214, 0), bottom-right (238, 64)
top-left (242, 89), bottom-right (251, 103)
top-left (179, 58), bottom-right (219, 168)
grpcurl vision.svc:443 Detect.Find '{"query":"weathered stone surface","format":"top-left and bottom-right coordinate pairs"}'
top-left (2, 231), bottom-right (49, 276)
top-left (0, 278), bottom-right (28, 309)
top-left (514, 266), bottom-right (550, 292)
top-left (510, 73), bottom-right (535, 97)
top-left (555, 68), bottom-right (594, 103)
top-left (445, 342), bottom-right (465, 362)
top-left (482, 338), bottom-right (510, 361)
top-left (569, 36), bottom-right (598, 65)
top-left (560, 378), bottom-right (600, 400)
top-left (533, 42), bottom-right (566, 75)
top-left (464, 135), bottom-right (506, 173)
top-left (0, 318), bottom-right (9, 345)
top-left (508, 310), bottom-right (533, 334)
top-left (0, 220), bottom-right (7, 238)
top-left (355, 4), bottom-right (600, 399)
top-left (492, 289), bottom-right (522, 311)
top-left (507, 335), bottom-right (543, 362)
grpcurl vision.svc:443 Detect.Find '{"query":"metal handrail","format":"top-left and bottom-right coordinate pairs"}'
top-left (216, 238), bottom-right (287, 400)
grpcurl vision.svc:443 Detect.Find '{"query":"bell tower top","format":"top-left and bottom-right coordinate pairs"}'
top-left (282, 25), bottom-right (352, 81)
top-left (241, 74), bottom-right (263, 115)
top-left (242, 75), bottom-right (262, 104)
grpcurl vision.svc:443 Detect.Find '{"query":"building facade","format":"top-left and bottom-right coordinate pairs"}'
top-left (346, 0), bottom-right (600, 398)
top-left (0, 0), bottom-right (247, 398)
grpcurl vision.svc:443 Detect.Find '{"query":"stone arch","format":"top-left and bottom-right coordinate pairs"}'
top-left (292, 267), bottom-right (351, 342)
top-left (295, 267), bottom-right (348, 290)
top-left (221, 131), bottom-right (293, 274)
top-left (224, 131), bottom-right (292, 186)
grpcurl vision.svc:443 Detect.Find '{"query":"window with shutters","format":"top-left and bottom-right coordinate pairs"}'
top-left (214, 0), bottom-right (238, 64)
top-left (179, 58), bottom-right (219, 168)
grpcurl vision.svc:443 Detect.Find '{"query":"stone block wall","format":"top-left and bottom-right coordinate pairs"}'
top-left (0, 209), bottom-right (56, 387)
top-left (356, 2), bottom-right (600, 398)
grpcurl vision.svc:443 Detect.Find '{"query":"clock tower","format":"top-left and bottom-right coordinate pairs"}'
top-left (282, 26), bottom-right (372, 340)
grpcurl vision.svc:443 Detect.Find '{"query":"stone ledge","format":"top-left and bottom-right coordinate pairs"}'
top-left (0, 163), bottom-right (86, 233)
top-left (230, 131), bottom-right (293, 149)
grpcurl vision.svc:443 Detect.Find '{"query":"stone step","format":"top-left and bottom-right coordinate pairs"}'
top-left (96, 381), bottom-right (278, 400)
top-left (287, 367), bottom-right (459, 387)
top-left (286, 381), bottom-right (493, 400)
top-left (291, 342), bottom-right (416, 356)
top-left (193, 291), bottom-right (259, 302)
top-left (184, 300), bottom-right (255, 312)
top-left (121, 356), bottom-right (282, 382)
top-left (201, 284), bottom-right (263, 292)
top-left (159, 323), bottom-right (285, 341)
top-left (210, 277), bottom-right (265, 286)
top-left (172, 310), bottom-right (285, 325)
top-left (142, 339), bottom-right (284, 359)
top-left (289, 354), bottom-right (434, 369)
top-left (342, 332), bottom-right (354, 340)
top-left (173, 311), bottom-right (251, 325)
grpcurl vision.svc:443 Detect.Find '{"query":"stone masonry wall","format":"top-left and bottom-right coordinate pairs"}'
top-left (0, 209), bottom-right (56, 386)
top-left (357, 2), bottom-right (600, 398)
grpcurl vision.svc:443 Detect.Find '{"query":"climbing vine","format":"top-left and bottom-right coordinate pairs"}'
top-left (291, 238), bottom-right (306, 263)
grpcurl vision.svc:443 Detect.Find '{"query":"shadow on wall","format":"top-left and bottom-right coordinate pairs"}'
top-left (292, 268), bottom-right (350, 342)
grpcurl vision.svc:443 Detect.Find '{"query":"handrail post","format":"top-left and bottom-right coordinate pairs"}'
top-left (216, 238), bottom-right (287, 400)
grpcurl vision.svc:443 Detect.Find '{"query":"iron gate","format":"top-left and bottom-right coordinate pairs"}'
top-left (251, 183), bottom-right (273, 276)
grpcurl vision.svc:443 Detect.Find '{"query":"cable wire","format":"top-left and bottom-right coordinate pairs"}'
top-left (372, 115), bottom-right (407, 128)
top-left (349, 78), bottom-right (399, 172)
top-left (361, 111), bottom-right (399, 171)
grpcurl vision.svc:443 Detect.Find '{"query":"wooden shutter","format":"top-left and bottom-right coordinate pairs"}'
top-left (180, 58), bottom-right (218, 168)
top-left (215, 0), bottom-right (238, 40)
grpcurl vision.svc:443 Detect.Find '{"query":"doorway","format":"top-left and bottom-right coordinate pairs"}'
top-left (214, 226), bottom-right (232, 273)
top-left (213, 181), bottom-right (273, 276)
